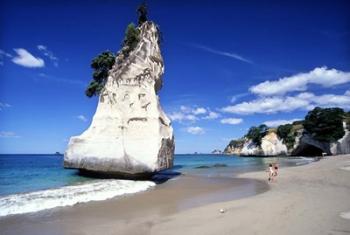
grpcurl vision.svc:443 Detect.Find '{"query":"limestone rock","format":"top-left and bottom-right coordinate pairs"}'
top-left (224, 132), bottom-right (287, 156)
top-left (331, 122), bottom-right (350, 155)
top-left (260, 132), bottom-right (288, 156)
top-left (64, 22), bottom-right (174, 178)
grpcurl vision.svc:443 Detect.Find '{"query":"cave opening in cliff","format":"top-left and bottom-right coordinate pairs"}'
top-left (296, 144), bottom-right (324, 156)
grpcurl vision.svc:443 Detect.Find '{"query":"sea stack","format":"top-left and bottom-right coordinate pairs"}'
top-left (64, 20), bottom-right (174, 178)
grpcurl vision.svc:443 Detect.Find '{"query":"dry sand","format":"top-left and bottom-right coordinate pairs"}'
top-left (1, 155), bottom-right (350, 235)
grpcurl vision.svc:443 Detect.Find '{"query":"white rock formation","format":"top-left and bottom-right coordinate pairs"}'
top-left (64, 22), bottom-right (174, 178)
top-left (261, 132), bottom-right (288, 156)
top-left (229, 132), bottom-right (287, 156)
top-left (331, 122), bottom-right (350, 155)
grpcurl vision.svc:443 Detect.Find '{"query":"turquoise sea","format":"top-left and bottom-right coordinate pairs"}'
top-left (0, 154), bottom-right (314, 216)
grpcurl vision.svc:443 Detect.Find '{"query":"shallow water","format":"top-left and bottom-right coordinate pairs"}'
top-left (0, 154), bottom-right (315, 216)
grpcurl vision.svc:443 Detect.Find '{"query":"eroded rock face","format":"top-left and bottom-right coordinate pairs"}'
top-left (331, 122), bottom-right (350, 155)
top-left (64, 22), bottom-right (174, 178)
top-left (224, 132), bottom-right (287, 156)
top-left (291, 133), bottom-right (330, 156)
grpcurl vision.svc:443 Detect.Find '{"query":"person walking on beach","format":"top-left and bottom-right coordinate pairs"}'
top-left (273, 163), bottom-right (279, 177)
top-left (267, 164), bottom-right (274, 182)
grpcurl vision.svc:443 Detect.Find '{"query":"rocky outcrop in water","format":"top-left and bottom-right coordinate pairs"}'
top-left (64, 21), bottom-right (174, 178)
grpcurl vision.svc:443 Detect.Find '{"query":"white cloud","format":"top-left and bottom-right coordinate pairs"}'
top-left (0, 131), bottom-right (20, 138)
top-left (0, 49), bottom-right (13, 58)
top-left (222, 92), bottom-right (350, 115)
top-left (77, 115), bottom-right (88, 122)
top-left (203, 111), bottom-right (220, 120)
top-left (192, 107), bottom-right (207, 115)
top-left (169, 106), bottom-right (209, 123)
top-left (220, 118), bottom-right (243, 125)
top-left (230, 93), bottom-right (249, 103)
top-left (37, 45), bottom-right (59, 67)
top-left (186, 126), bottom-right (205, 135)
top-left (12, 48), bottom-right (45, 68)
top-left (263, 119), bottom-right (301, 127)
top-left (169, 112), bottom-right (197, 122)
top-left (250, 67), bottom-right (350, 96)
top-left (190, 44), bottom-right (253, 64)
top-left (345, 90), bottom-right (350, 96)
top-left (0, 102), bottom-right (11, 111)
top-left (0, 49), bottom-right (13, 65)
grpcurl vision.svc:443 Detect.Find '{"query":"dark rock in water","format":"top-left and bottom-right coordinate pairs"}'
top-left (195, 165), bottom-right (211, 169)
top-left (213, 163), bottom-right (228, 168)
top-left (195, 164), bottom-right (228, 169)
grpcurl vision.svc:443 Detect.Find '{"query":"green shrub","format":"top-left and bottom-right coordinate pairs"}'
top-left (277, 124), bottom-right (296, 149)
top-left (85, 51), bottom-right (115, 97)
top-left (304, 107), bottom-right (345, 142)
top-left (122, 23), bottom-right (140, 57)
top-left (246, 124), bottom-right (268, 145)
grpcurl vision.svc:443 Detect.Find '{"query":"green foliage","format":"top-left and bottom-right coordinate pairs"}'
top-left (137, 2), bottom-right (148, 26)
top-left (304, 107), bottom-right (345, 142)
top-left (85, 51), bottom-right (115, 97)
top-left (122, 23), bottom-right (140, 57)
top-left (277, 124), bottom-right (296, 149)
top-left (246, 124), bottom-right (268, 145)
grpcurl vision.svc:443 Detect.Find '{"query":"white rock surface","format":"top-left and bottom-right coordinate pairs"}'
top-left (239, 132), bottom-right (287, 156)
top-left (331, 122), bottom-right (350, 155)
top-left (261, 132), bottom-right (288, 156)
top-left (64, 22), bottom-right (174, 178)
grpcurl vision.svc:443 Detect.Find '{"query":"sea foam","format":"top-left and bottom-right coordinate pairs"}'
top-left (0, 179), bottom-right (155, 217)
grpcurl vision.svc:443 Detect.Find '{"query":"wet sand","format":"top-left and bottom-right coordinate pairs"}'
top-left (0, 174), bottom-right (268, 235)
top-left (1, 155), bottom-right (350, 235)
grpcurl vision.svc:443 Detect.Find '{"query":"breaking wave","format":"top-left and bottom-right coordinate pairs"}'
top-left (0, 179), bottom-right (155, 217)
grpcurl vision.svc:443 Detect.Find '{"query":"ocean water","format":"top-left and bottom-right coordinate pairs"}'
top-left (0, 154), bottom-right (314, 217)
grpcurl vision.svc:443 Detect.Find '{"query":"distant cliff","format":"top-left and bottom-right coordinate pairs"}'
top-left (224, 107), bottom-right (350, 157)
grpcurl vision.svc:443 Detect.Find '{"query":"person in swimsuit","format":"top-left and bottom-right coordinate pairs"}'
top-left (267, 164), bottom-right (274, 182)
top-left (273, 164), bottom-right (279, 177)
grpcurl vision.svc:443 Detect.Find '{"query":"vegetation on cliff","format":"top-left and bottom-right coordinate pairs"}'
top-left (85, 4), bottom-right (150, 98)
top-left (224, 107), bottom-right (349, 154)
top-left (85, 51), bottom-right (115, 97)
top-left (245, 124), bottom-right (268, 145)
top-left (304, 107), bottom-right (346, 142)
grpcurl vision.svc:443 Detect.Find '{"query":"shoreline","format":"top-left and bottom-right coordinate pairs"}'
top-left (1, 155), bottom-right (349, 234)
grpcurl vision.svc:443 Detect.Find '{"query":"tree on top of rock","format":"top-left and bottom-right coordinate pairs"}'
top-left (137, 2), bottom-right (148, 26)
top-left (304, 107), bottom-right (345, 142)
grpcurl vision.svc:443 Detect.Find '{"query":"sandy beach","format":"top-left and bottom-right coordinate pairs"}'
top-left (1, 155), bottom-right (350, 235)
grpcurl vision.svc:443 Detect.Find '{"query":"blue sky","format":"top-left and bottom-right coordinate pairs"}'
top-left (0, 0), bottom-right (350, 154)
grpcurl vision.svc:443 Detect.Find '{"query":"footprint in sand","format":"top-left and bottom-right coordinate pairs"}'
top-left (340, 211), bottom-right (350, 220)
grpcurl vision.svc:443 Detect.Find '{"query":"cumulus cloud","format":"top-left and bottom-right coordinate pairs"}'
top-left (168, 112), bottom-right (197, 122)
top-left (186, 126), bottom-right (205, 135)
top-left (37, 45), bottom-right (59, 67)
top-left (263, 119), bottom-right (301, 127)
top-left (203, 111), bottom-right (220, 120)
top-left (250, 67), bottom-right (350, 96)
top-left (76, 115), bottom-right (88, 122)
top-left (0, 131), bottom-right (20, 138)
top-left (169, 105), bottom-right (210, 123)
top-left (192, 107), bottom-right (207, 115)
top-left (12, 48), bottom-right (44, 68)
top-left (221, 92), bottom-right (350, 115)
top-left (0, 102), bottom-right (11, 111)
top-left (220, 118), bottom-right (243, 125)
